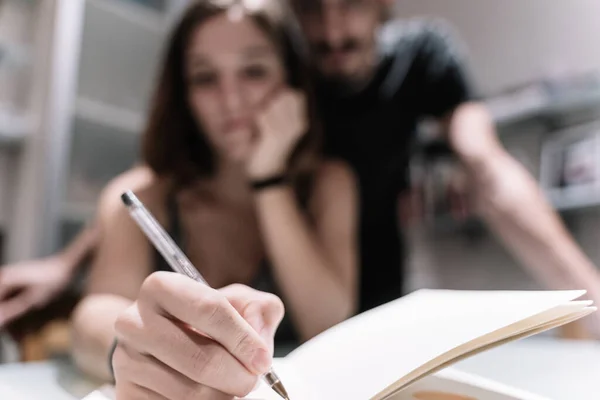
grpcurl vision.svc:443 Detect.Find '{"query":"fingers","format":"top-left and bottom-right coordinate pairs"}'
top-left (135, 272), bottom-right (272, 366)
top-left (115, 302), bottom-right (259, 396)
top-left (257, 89), bottom-right (307, 139)
top-left (220, 284), bottom-right (285, 351)
top-left (113, 274), bottom-right (286, 399)
top-left (113, 342), bottom-right (233, 400)
top-left (138, 273), bottom-right (271, 375)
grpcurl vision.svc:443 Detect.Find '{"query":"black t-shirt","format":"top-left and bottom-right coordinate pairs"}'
top-left (315, 18), bottom-right (477, 312)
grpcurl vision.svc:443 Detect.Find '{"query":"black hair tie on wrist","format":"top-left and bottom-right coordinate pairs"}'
top-left (250, 174), bottom-right (289, 191)
top-left (108, 338), bottom-right (118, 383)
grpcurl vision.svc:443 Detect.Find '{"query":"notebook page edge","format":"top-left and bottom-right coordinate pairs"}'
top-left (373, 305), bottom-right (595, 400)
top-left (283, 290), bottom-right (589, 400)
top-left (285, 289), bottom-right (587, 363)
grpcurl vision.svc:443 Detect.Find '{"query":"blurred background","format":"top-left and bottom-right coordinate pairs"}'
top-left (1, 0), bottom-right (600, 362)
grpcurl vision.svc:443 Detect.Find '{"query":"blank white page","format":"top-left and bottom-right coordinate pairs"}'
top-left (0, 383), bottom-right (31, 400)
top-left (243, 359), bottom-right (320, 400)
top-left (284, 289), bottom-right (586, 400)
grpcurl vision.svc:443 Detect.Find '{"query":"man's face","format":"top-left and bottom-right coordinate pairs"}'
top-left (294, 0), bottom-right (383, 85)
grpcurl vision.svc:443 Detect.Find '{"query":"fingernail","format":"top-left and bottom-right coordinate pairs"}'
top-left (252, 348), bottom-right (271, 374)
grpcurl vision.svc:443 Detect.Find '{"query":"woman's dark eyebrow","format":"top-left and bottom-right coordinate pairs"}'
top-left (186, 46), bottom-right (274, 68)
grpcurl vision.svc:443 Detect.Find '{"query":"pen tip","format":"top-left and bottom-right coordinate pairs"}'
top-left (271, 381), bottom-right (290, 400)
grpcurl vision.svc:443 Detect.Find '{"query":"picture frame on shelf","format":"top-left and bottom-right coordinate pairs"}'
top-left (539, 121), bottom-right (600, 211)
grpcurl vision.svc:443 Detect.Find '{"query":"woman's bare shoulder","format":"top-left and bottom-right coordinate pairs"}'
top-left (96, 166), bottom-right (172, 225)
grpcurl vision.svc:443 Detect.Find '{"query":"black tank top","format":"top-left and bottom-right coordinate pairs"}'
top-left (153, 194), bottom-right (301, 348)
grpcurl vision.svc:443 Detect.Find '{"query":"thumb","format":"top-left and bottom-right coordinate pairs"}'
top-left (220, 284), bottom-right (285, 354)
top-left (242, 299), bottom-right (284, 355)
top-left (243, 303), bottom-right (271, 349)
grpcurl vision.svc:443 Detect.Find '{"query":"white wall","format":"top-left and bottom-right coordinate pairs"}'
top-left (394, 0), bottom-right (600, 95)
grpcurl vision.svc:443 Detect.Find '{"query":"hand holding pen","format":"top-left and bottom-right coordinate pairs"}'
top-left (112, 191), bottom-right (291, 400)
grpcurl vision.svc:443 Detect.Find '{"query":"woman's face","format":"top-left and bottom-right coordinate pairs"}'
top-left (185, 11), bottom-right (286, 163)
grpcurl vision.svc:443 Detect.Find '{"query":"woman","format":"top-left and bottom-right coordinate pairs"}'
top-left (70, 0), bottom-right (358, 397)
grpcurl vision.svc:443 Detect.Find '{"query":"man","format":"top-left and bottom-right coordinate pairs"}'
top-left (289, 0), bottom-right (600, 333)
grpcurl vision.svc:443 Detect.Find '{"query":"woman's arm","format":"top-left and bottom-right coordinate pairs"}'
top-left (70, 183), bottom-right (157, 380)
top-left (71, 293), bottom-right (132, 381)
top-left (57, 221), bottom-right (101, 274)
top-left (254, 161), bottom-right (358, 341)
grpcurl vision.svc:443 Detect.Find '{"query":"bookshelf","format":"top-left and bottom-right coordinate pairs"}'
top-left (0, 109), bottom-right (30, 147)
top-left (0, 37), bottom-right (30, 67)
top-left (414, 79), bottom-right (600, 235)
top-left (51, 0), bottom-right (188, 250)
top-left (0, 0), bottom-right (38, 262)
top-left (2, 0), bottom-right (186, 261)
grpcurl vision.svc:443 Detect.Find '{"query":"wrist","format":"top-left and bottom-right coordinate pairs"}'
top-left (247, 161), bottom-right (287, 181)
top-left (250, 174), bottom-right (290, 192)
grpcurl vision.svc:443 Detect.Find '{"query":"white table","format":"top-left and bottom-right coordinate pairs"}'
top-left (0, 338), bottom-right (598, 399)
top-left (454, 337), bottom-right (600, 400)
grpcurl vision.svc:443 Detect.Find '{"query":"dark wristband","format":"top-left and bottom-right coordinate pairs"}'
top-left (108, 338), bottom-right (118, 383)
top-left (250, 174), bottom-right (289, 191)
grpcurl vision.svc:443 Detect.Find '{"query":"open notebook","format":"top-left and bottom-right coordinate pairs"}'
top-left (82, 289), bottom-right (596, 400)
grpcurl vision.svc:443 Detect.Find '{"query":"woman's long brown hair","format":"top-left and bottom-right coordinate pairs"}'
top-left (142, 0), bottom-right (321, 202)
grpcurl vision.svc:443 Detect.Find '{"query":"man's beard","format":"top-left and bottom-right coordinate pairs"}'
top-left (311, 38), bottom-right (377, 95)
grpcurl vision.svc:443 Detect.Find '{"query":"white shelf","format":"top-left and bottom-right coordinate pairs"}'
top-left (553, 196), bottom-right (600, 212)
top-left (549, 190), bottom-right (600, 212)
top-left (0, 38), bottom-right (30, 67)
top-left (87, 0), bottom-right (169, 34)
top-left (0, 109), bottom-right (31, 146)
top-left (490, 86), bottom-right (600, 129)
top-left (74, 97), bottom-right (144, 134)
top-left (77, 0), bottom-right (168, 116)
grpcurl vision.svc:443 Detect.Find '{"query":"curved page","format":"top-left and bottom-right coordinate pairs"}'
top-left (283, 290), bottom-right (589, 400)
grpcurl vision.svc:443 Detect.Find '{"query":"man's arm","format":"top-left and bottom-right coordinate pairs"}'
top-left (444, 102), bottom-right (600, 334)
top-left (408, 18), bottom-right (600, 334)
top-left (57, 222), bottom-right (101, 274)
top-left (0, 223), bottom-right (99, 327)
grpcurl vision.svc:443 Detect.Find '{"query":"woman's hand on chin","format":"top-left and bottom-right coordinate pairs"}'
top-left (246, 89), bottom-right (308, 180)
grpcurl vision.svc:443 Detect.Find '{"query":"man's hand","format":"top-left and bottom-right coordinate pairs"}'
top-left (112, 272), bottom-right (285, 400)
top-left (0, 255), bottom-right (74, 327)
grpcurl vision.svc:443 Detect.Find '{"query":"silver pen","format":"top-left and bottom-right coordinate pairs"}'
top-left (121, 190), bottom-right (290, 400)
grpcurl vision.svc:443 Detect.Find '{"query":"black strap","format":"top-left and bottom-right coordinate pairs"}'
top-left (250, 175), bottom-right (289, 191)
top-left (108, 338), bottom-right (118, 383)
